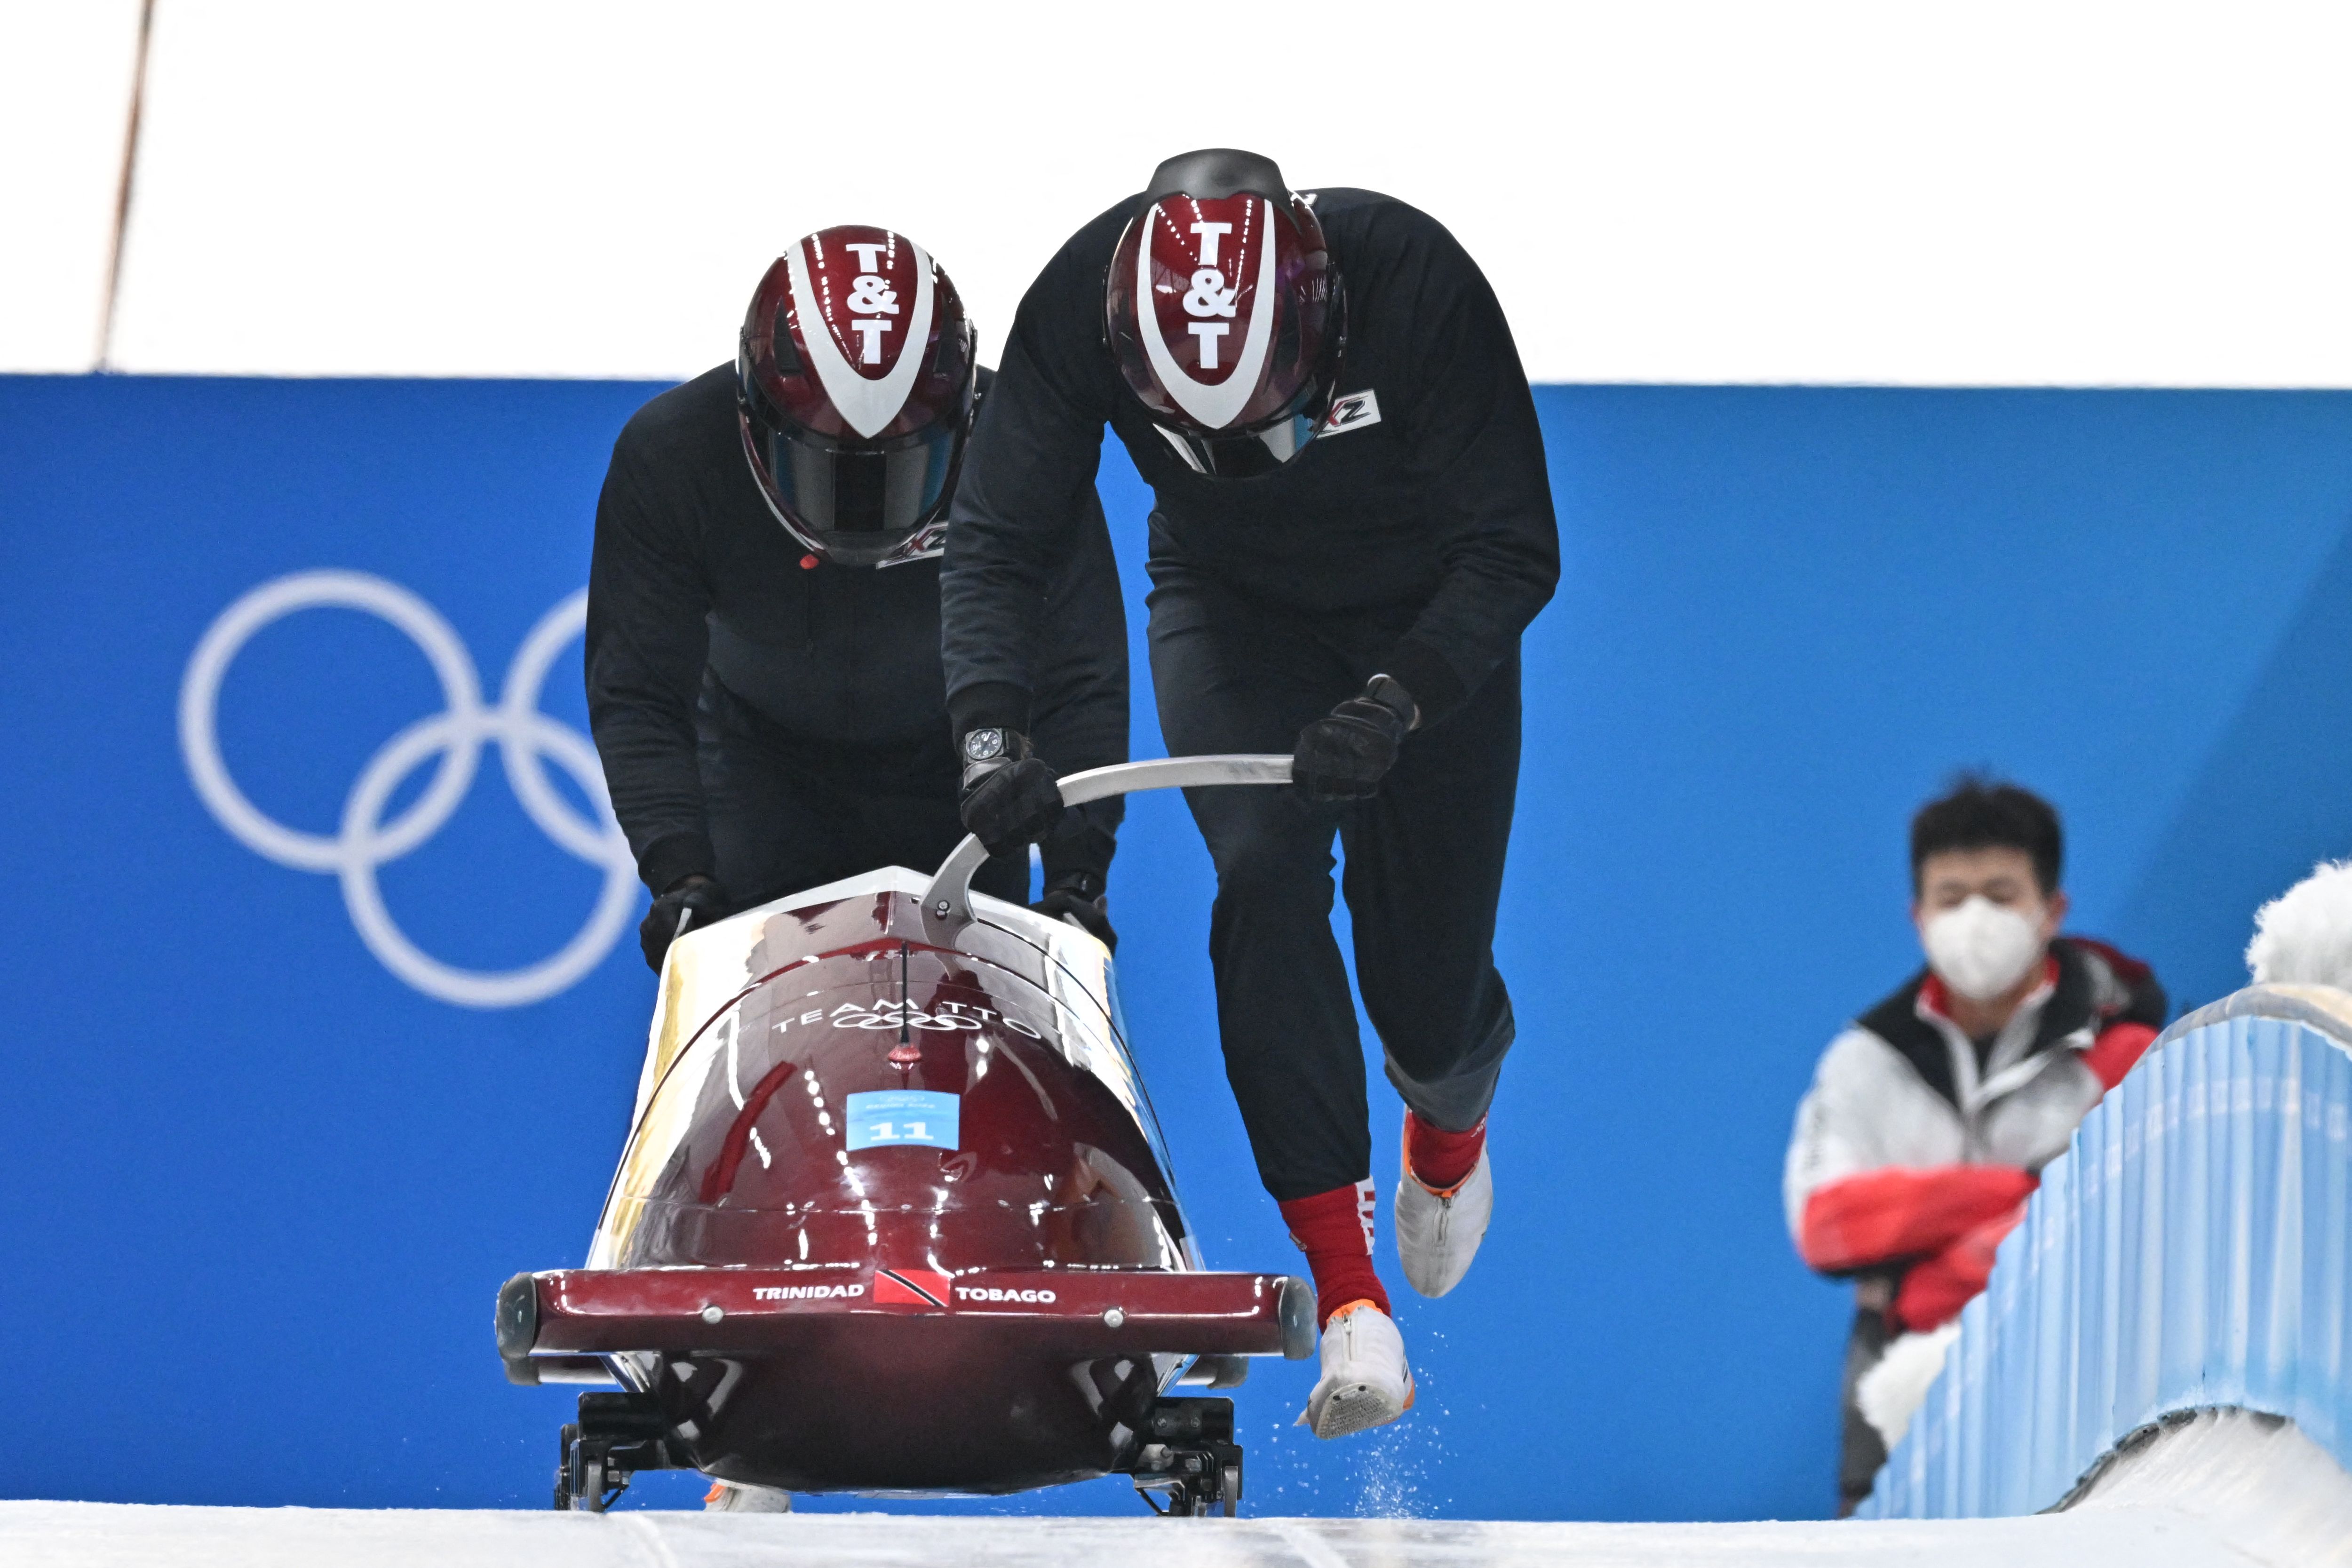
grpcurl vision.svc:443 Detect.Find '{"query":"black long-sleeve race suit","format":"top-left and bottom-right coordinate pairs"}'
top-left (939, 190), bottom-right (1559, 1200)
top-left (587, 364), bottom-right (1127, 910)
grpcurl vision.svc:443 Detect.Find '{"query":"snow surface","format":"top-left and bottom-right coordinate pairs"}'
top-left (8, 1406), bottom-right (2344, 1568)
top-left (2067, 1408), bottom-right (2352, 1566)
top-left (0, 1498), bottom-right (2318, 1568)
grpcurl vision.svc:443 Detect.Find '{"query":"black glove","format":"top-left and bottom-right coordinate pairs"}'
top-left (958, 727), bottom-right (1065, 855)
top-left (1034, 870), bottom-right (1117, 952)
top-left (1292, 675), bottom-right (1418, 802)
top-left (640, 875), bottom-right (732, 972)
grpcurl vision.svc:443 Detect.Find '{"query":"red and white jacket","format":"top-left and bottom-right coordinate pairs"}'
top-left (1783, 937), bottom-right (2165, 1332)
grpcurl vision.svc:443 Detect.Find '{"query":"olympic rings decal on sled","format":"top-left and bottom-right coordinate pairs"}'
top-left (178, 569), bottom-right (639, 1009)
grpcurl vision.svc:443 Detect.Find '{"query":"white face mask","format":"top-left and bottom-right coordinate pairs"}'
top-left (1922, 895), bottom-right (2046, 1003)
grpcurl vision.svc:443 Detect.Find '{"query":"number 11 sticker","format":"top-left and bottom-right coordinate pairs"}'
top-left (844, 1090), bottom-right (961, 1152)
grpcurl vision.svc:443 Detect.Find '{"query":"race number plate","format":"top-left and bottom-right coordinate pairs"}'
top-left (845, 1090), bottom-right (961, 1151)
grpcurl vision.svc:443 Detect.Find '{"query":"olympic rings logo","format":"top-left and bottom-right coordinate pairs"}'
top-left (178, 570), bottom-right (639, 1009)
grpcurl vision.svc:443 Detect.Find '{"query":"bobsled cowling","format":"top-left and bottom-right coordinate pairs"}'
top-left (502, 758), bottom-right (1311, 1498)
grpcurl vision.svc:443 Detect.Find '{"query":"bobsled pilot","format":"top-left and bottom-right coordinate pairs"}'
top-left (1783, 778), bottom-right (2165, 1513)
top-left (938, 150), bottom-right (1558, 1438)
top-left (586, 226), bottom-right (1127, 975)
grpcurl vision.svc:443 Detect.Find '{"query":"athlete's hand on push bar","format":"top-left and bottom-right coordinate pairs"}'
top-left (1034, 869), bottom-right (1116, 952)
top-left (958, 727), bottom-right (1065, 855)
top-left (641, 875), bottom-right (733, 971)
top-left (1292, 675), bottom-right (1418, 802)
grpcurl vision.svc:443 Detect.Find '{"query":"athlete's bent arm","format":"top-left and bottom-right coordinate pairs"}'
top-left (1028, 486), bottom-right (1130, 889)
top-left (585, 439), bottom-right (715, 897)
top-left (1382, 243), bottom-right (1560, 723)
top-left (940, 232), bottom-right (1124, 743)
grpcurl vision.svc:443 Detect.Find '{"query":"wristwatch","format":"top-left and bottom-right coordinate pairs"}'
top-left (962, 728), bottom-right (1007, 764)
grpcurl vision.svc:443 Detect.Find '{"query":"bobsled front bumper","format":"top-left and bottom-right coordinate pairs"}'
top-left (497, 1266), bottom-right (1315, 1384)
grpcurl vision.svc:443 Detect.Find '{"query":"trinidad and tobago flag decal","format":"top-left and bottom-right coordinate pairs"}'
top-left (872, 1267), bottom-right (954, 1308)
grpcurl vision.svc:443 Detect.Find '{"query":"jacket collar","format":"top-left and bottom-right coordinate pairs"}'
top-left (1914, 957), bottom-right (2059, 1034)
top-left (1915, 958), bottom-right (2063, 1113)
top-left (1859, 939), bottom-right (2102, 1110)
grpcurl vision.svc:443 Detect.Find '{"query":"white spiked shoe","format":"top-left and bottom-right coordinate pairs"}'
top-left (1395, 1130), bottom-right (1493, 1298)
top-left (1296, 1300), bottom-right (1415, 1439)
top-left (703, 1481), bottom-right (794, 1512)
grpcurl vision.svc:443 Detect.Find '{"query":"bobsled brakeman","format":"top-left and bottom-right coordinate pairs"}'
top-left (497, 757), bottom-right (1312, 1516)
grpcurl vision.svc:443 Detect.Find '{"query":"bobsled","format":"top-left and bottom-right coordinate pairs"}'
top-left (496, 756), bottom-right (1311, 1516)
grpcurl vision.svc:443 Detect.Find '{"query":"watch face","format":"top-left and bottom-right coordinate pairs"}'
top-left (962, 728), bottom-right (1004, 762)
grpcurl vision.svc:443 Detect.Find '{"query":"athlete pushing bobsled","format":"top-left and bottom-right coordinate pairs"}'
top-left (583, 225), bottom-right (1129, 1510)
top-left (940, 148), bottom-right (1560, 1437)
top-left (585, 224), bottom-right (1127, 983)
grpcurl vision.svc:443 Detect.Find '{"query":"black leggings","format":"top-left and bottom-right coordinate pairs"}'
top-left (1146, 563), bottom-right (1520, 1202)
top-left (696, 675), bottom-right (1029, 910)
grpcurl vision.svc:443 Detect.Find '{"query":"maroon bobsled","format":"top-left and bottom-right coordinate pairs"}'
top-left (497, 756), bottom-right (1311, 1515)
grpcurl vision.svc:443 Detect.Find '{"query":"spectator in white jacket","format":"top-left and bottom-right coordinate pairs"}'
top-left (1784, 777), bottom-right (2165, 1514)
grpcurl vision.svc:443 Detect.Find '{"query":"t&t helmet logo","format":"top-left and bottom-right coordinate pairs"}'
top-left (781, 228), bottom-right (939, 431)
top-left (738, 225), bottom-right (977, 568)
top-left (1106, 149), bottom-right (1342, 478)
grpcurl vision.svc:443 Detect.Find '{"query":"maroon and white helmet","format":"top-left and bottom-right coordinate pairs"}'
top-left (1105, 149), bottom-right (1343, 478)
top-left (737, 226), bottom-right (976, 567)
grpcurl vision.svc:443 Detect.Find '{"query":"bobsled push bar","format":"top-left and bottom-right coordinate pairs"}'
top-left (923, 754), bottom-right (1295, 925)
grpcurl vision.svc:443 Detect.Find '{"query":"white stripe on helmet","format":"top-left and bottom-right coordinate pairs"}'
top-left (785, 236), bottom-right (938, 440)
top-left (1136, 199), bottom-right (1279, 431)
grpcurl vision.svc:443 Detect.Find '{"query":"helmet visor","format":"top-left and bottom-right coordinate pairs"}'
top-left (746, 399), bottom-right (961, 566)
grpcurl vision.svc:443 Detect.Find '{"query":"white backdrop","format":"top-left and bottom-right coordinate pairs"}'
top-left (7, 0), bottom-right (2352, 384)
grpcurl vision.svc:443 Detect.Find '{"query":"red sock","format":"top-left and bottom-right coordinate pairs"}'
top-left (1278, 1179), bottom-right (1390, 1327)
top-left (1405, 1111), bottom-right (1486, 1193)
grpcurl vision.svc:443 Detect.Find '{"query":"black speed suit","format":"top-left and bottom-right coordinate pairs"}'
top-left (940, 190), bottom-right (1558, 1200)
top-left (587, 365), bottom-right (1127, 912)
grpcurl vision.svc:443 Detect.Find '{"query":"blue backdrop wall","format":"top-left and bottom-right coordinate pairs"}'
top-left (3, 375), bottom-right (2350, 1521)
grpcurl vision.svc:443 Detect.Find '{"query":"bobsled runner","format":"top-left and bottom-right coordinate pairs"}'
top-left (497, 756), bottom-right (1312, 1517)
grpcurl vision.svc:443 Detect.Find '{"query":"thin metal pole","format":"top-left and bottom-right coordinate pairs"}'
top-left (96, 0), bottom-right (159, 371)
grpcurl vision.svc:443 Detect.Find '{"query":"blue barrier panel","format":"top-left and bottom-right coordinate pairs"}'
top-left (1863, 987), bottom-right (2352, 1517)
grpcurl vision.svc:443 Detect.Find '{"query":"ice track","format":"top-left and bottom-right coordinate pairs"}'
top-left (0, 1502), bottom-right (2316, 1568)
top-left (5, 1415), bottom-right (2348, 1568)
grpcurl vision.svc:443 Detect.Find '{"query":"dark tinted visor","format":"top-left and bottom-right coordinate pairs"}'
top-left (751, 410), bottom-right (960, 565)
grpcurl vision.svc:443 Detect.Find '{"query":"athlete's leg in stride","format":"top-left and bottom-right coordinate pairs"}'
top-left (1147, 564), bottom-right (1417, 1437)
top-left (1343, 650), bottom-right (1522, 1297)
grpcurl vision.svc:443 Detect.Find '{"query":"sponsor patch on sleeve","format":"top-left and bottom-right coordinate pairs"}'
top-left (1319, 389), bottom-right (1382, 436)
